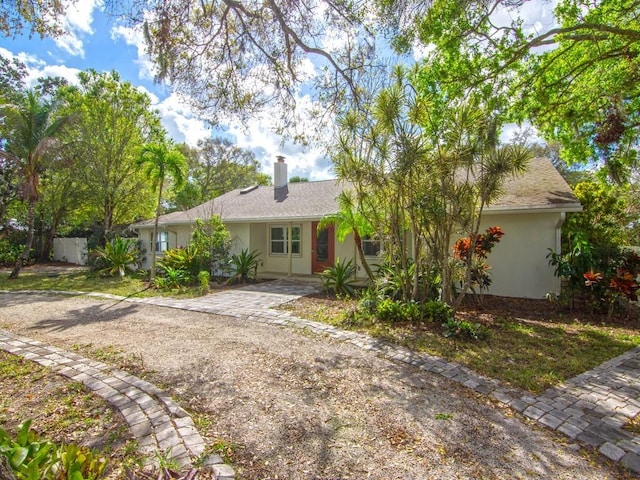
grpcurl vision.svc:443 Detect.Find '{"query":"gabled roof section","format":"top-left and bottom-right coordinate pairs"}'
top-left (132, 157), bottom-right (580, 228)
top-left (487, 157), bottom-right (582, 213)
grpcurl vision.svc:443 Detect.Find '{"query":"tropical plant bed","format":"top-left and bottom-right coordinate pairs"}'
top-left (280, 293), bottom-right (640, 393)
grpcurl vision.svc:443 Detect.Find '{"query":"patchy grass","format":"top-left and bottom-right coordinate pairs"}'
top-left (0, 350), bottom-right (141, 476)
top-left (281, 294), bottom-right (640, 394)
top-left (0, 268), bottom-right (229, 299)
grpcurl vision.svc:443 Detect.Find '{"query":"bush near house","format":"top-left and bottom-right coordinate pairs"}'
top-left (92, 237), bottom-right (142, 278)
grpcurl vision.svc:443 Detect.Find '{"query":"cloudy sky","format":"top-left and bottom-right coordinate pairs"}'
top-left (1, 1), bottom-right (338, 181)
top-left (1, 1), bottom-right (557, 181)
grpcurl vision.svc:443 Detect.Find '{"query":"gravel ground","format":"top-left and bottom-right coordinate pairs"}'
top-left (0, 292), bottom-right (629, 479)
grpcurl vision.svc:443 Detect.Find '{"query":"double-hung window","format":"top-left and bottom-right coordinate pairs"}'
top-left (155, 231), bottom-right (169, 253)
top-left (361, 235), bottom-right (381, 257)
top-left (270, 225), bottom-right (301, 255)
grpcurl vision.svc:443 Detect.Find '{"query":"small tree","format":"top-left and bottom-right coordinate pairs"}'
top-left (137, 143), bottom-right (187, 281)
top-left (332, 67), bottom-right (530, 309)
top-left (190, 215), bottom-right (231, 277)
top-left (318, 190), bottom-right (375, 282)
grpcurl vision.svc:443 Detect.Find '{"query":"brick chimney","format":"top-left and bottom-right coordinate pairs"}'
top-left (274, 155), bottom-right (287, 189)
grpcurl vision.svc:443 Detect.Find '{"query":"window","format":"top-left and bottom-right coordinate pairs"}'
top-left (270, 225), bottom-right (301, 255)
top-left (155, 231), bottom-right (169, 253)
top-left (361, 235), bottom-right (381, 257)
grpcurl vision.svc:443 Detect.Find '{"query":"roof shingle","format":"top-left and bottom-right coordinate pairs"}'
top-left (132, 157), bottom-right (580, 228)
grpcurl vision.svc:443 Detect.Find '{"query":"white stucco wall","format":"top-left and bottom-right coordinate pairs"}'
top-left (479, 211), bottom-right (562, 298)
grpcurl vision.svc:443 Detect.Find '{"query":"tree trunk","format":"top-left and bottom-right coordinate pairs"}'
top-left (353, 230), bottom-right (375, 282)
top-left (9, 198), bottom-right (36, 279)
top-left (150, 182), bottom-right (164, 282)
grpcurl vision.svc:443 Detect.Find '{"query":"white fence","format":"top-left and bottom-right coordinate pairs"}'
top-left (52, 238), bottom-right (87, 265)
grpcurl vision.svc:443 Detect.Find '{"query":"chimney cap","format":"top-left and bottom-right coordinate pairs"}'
top-left (276, 155), bottom-right (285, 163)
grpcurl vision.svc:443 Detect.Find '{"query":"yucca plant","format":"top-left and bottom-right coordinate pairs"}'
top-left (228, 249), bottom-right (261, 283)
top-left (321, 258), bottom-right (358, 297)
top-left (93, 237), bottom-right (141, 277)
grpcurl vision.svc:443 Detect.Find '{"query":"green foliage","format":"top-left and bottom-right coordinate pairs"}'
top-left (421, 300), bottom-right (453, 323)
top-left (190, 216), bottom-right (231, 276)
top-left (548, 235), bottom-right (640, 314)
top-left (173, 138), bottom-right (270, 209)
top-left (156, 246), bottom-right (202, 281)
top-left (92, 237), bottom-right (141, 278)
top-left (0, 238), bottom-right (23, 266)
top-left (442, 319), bottom-right (489, 341)
top-left (197, 270), bottom-right (210, 294)
top-left (228, 249), bottom-right (260, 283)
top-left (565, 180), bottom-right (631, 247)
top-left (0, 419), bottom-right (106, 479)
top-left (153, 266), bottom-right (189, 290)
top-left (333, 67), bottom-right (530, 309)
top-left (321, 258), bottom-right (357, 297)
top-left (59, 69), bottom-right (162, 235)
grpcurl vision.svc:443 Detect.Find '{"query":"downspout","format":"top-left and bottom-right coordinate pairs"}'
top-left (288, 222), bottom-right (293, 277)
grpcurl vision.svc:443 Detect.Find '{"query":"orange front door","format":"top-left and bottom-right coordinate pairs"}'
top-left (311, 222), bottom-right (334, 273)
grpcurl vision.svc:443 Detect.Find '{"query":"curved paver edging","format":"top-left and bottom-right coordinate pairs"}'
top-left (4, 282), bottom-right (640, 476)
top-left (0, 329), bottom-right (234, 480)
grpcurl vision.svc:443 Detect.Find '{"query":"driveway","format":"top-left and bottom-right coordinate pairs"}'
top-left (0, 289), bottom-right (629, 479)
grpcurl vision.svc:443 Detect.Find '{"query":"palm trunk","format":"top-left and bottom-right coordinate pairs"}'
top-left (353, 230), bottom-right (375, 282)
top-left (149, 182), bottom-right (164, 282)
top-left (9, 198), bottom-right (36, 279)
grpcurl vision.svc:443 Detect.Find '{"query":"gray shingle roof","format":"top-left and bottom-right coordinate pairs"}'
top-left (132, 157), bottom-right (580, 228)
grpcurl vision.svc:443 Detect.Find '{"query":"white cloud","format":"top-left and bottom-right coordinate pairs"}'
top-left (52, 0), bottom-right (103, 57)
top-left (0, 47), bottom-right (81, 86)
top-left (110, 24), bottom-right (156, 80)
top-left (152, 92), bottom-right (212, 147)
top-left (226, 93), bottom-right (334, 181)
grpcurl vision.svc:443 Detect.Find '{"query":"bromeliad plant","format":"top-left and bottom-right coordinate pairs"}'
top-left (321, 258), bottom-right (358, 297)
top-left (92, 237), bottom-right (142, 278)
top-left (228, 249), bottom-right (261, 283)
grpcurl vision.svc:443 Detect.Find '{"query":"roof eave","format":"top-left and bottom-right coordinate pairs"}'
top-left (484, 203), bottom-right (583, 215)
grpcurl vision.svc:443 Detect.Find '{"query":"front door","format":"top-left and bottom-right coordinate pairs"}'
top-left (311, 222), bottom-right (334, 273)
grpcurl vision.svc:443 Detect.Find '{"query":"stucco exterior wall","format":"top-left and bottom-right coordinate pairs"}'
top-left (480, 211), bottom-right (562, 298)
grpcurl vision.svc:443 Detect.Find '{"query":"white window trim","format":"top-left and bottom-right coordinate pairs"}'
top-left (269, 224), bottom-right (302, 256)
top-left (155, 231), bottom-right (169, 253)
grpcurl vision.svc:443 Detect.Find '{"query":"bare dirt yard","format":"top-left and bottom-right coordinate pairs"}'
top-left (0, 292), bottom-right (633, 479)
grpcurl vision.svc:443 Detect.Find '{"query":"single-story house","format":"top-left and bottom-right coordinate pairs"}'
top-left (131, 156), bottom-right (582, 298)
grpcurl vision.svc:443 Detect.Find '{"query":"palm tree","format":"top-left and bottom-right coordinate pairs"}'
top-left (318, 190), bottom-right (376, 282)
top-left (137, 143), bottom-right (187, 281)
top-left (2, 90), bottom-right (70, 279)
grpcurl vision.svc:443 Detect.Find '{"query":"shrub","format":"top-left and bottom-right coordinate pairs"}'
top-left (153, 266), bottom-right (189, 290)
top-left (0, 419), bottom-right (107, 479)
top-left (228, 249), bottom-right (260, 283)
top-left (321, 258), bottom-right (357, 297)
top-left (157, 245), bottom-right (201, 281)
top-left (442, 319), bottom-right (489, 341)
top-left (421, 300), bottom-right (454, 323)
top-left (198, 270), bottom-right (210, 294)
top-left (92, 237), bottom-right (141, 277)
top-left (0, 238), bottom-right (23, 266)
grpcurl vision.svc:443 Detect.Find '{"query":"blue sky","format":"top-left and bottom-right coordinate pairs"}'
top-left (0, 2), bottom-right (335, 181)
top-left (0, 1), bottom-right (557, 181)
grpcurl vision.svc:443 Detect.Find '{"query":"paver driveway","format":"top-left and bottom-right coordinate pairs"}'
top-left (0, 283), bottom-right (637, 479)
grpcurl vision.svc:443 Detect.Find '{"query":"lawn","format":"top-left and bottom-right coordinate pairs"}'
top-left (281, 293), bottom-right (640, 393)
top-left (2, 267), bottom-right (640, 394)
top-left (0, 267), bottom-right (212, 298)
